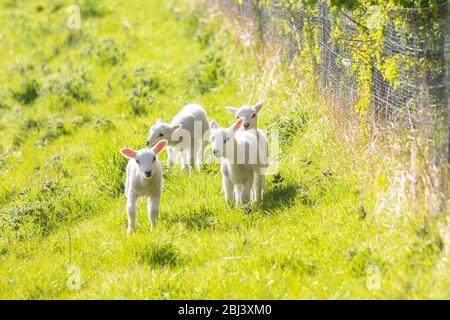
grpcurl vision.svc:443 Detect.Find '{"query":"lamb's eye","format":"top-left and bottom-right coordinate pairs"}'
top-left (159, 133), bottom-right (164, 137)
top-left (236, 116), bottom-right (239, 119)
top-left (152, 157), bottom-right (156, 163)
top-left (251, 114), bottom-right (256, 118)
top-left (136, 160), bottom-right (140, 164)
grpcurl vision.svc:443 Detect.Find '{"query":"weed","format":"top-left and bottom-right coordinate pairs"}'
top-left (11, 79), bottom-right (40, 105)
top-left (188, 49), bottom-right (227, 94)
top-left (95, 37), bottom-right (125, 66)
top-left (126, 67), bottom-right (163, 115)
top-left (136, 242), bottom-right (182, 268)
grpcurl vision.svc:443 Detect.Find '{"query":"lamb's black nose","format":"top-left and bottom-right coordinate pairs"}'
top-left (144, 170), bottom-right (152, 177)
top-left (244, 123), bottom-right (250, 129)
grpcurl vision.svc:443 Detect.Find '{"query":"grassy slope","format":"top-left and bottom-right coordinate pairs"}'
top-left (0, 0), bottom-right (448, 299)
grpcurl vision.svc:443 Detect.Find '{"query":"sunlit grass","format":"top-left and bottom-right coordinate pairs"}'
top-left (0, 0), bottom-right (448, 299)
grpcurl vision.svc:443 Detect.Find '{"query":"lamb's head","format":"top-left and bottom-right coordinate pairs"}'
top-left (146, 119), bottom-right (182, 147)
top-left (209, 118), bottom-right (243, 158)
top-left (120, 140), bottom-right (167, 179)
top-left (225, 101), bottom-right (263, 131)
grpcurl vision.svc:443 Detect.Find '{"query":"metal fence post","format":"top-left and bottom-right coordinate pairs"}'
top-left (447, 1), bottom-right (450, 167)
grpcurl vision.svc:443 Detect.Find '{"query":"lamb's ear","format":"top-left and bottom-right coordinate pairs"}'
top-left (225, 107), bottom-right (238, 115)
top-left (210, 120), bottom-right (219, 130)
top-left (231, 118), bottom-right (244, 132)
top-left (156, 119), bottom-right (163, 124)
top-left (152, 140), bottom-right (167, 154)
top-left (170, 123), bottom-right (182, 133)
top-left (120, 148), bottom-right (136, 159)
top-left (254, 100), bottom-right (263, 113)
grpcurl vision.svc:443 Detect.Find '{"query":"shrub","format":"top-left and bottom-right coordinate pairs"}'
top-left (39, 118), bottom-right (70, 145)
top-left (82, 0), bottom-right (107, 18)
top-left (93, 116), bottom-right (116, 132)
top-left (11, 79), bottom-right (40, 105)
top-left (95, 37), bottom-right (125, 66)
top-left (267, 109), bottom-right (310, 144)
top-left (44, 68), bottom-right (92, 104)
top-left (127, 66), bottom-right (164, 115)
top-left (188, 49), bottom-right (226, 94)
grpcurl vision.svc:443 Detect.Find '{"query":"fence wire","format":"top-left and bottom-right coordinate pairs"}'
top-left (214, 0), bottom-right (450, 166)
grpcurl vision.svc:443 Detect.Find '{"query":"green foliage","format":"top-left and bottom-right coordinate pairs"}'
top-left (267, 108), bottom-right (309, 144)
top-left (188, 49), bottom-right (227, 94)
top-left (135, 242), bottom-right (182, 268)
top-left (11, 79), bottom-right (40, 105)
top-left (95, 37), bottom-right (125, 66)
top-left (44, 68), bottom-right (92, 104)
top-left (269, 0), bottom-right (449, 112)
top-left (126, 67), bottom-right (164, 115)
top-left (80, 0), bottom-right (107, 17)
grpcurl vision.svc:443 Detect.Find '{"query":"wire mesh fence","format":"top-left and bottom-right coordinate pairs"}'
top-left (214, 0), bottom-right (450, 167)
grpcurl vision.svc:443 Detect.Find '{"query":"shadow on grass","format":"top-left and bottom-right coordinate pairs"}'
top-left (167, 206), bottom-right (218, 231)
top-left (136, 243), bottom-right (182, 268)
top-left (259, 182), bottom-right (299, 214)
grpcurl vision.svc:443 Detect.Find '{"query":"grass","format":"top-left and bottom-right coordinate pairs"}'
top-left (0, 0), bottom-right (448, 299)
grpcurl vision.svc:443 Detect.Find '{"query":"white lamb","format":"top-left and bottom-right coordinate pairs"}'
top-left (119, 140), bottom-right (167, 234)
top-left (210, 118), bottom-right (266, 205)
top-left (146, 103), bottom-right (209, 173)
top-left (225, 100), bottom-right (264, 131)
top-left (225, 101), bottom-right (269, 201)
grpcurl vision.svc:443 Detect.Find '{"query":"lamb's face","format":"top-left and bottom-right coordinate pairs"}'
top-left (119, 140), bottom-right (167, 179)
top-left (146, 122), bottom-right (182, 147)
top-left (225, 101), bottom-right (263, 131)
top-left (147, 123), bottom-right (171, 147)
top-left (210, 128), bottom-right (232, 158)
top-left (209, 118), bottom-right (243, 159)
top-left (235, 106), bottom-right (257, 130)
top-left (134, 149), bottom-right (157, 179)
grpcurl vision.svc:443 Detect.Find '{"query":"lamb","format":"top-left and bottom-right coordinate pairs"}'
top-left (210, 118), bottom-right (266, 205)
top-left (225, 101), bottom-right (269, 201)
top-left (225, 100), bottom-right (264, 131)
top-left (119, 140), bottom-right (167, 234)
top-left (146, 103), bottom-right (210, 173)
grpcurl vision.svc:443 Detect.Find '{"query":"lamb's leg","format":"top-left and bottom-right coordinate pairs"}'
top-left (222, 175), bottom-right (234, 204)
top-left (261, 175), bottom-right (266, 197)
top-left (235, 185), bottom-right (241, 204)
top-left (240, 179), bottom-right (253, 205)
top-left (190, 147), bottom-right (196, 172)
top-left (126, 193), bottom-right (138, 234)
top-left (167, 147), bottom-right (177, 166)
top-left (253, 172), bottom-right (264, 203)
top-left (195, 140), bottom-right (207, 171)
top-left (148, 193), bottom-right (161, 229)
top-left (181, 150), bottom-right (190, 174)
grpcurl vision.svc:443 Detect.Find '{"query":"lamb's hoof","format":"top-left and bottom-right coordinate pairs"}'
top-left (127, 227), bottom-right (136, 235)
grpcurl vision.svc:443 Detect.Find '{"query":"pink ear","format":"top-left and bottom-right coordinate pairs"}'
top-left (170, 124), bottom-right (182, 133)
top-left (120, 148), bottom-right (136, 159)
top-left (152, 140), bottom-right (167, 154)
top-left (232, 118), bottom-right (244, 132)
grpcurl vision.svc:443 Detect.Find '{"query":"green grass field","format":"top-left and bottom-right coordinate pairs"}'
top-left (0, 0), bottom-right (448, 299)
